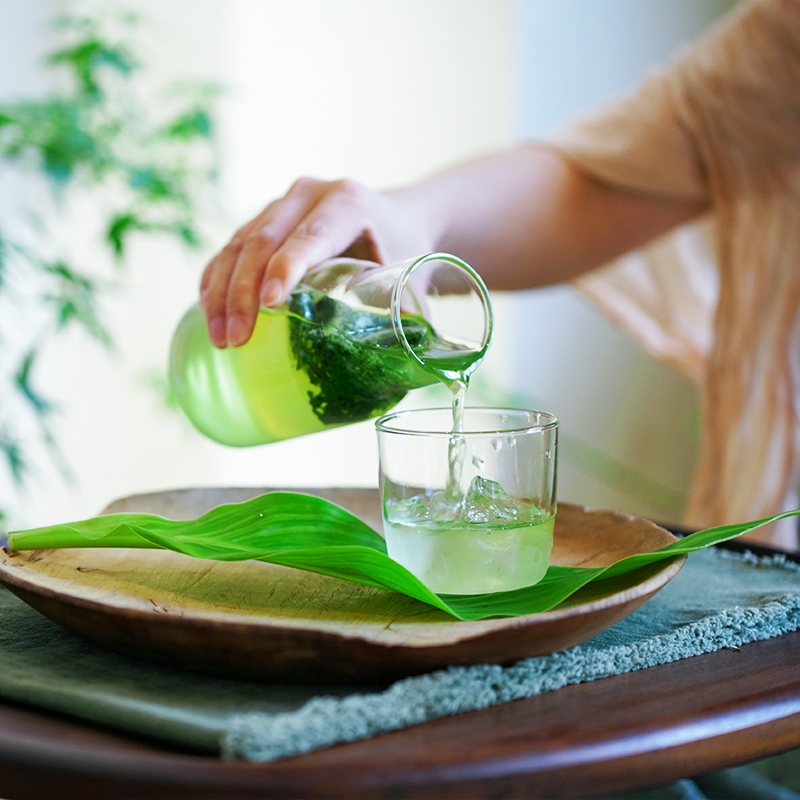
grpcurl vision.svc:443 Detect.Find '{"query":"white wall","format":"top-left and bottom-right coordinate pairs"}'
top-left (1, 0), bottom-right (514, 529)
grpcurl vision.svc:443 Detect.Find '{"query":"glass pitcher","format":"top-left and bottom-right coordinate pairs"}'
top-left (168, 252), bottom-right (493, 446)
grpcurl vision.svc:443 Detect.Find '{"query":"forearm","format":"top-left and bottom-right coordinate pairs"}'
top-left (389, 144), bottom-right (709, 291)
top-left (200, 143), bottom-right (708, 348)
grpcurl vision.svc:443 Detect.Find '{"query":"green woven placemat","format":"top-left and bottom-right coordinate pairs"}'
top-left (0, 547), bottom-right (797, 766)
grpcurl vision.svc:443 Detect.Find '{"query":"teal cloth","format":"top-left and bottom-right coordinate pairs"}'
top-left (0, 546), bottom-right (798, 798)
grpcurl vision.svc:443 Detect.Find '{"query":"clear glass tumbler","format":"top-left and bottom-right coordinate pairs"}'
top-left (376, 407), bottom-right (558, 595)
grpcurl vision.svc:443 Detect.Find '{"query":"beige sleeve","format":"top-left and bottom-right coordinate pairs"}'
top-left (538, 0), bottom-right (800, 546)
top-left (538, 21), bottom-right (723, 383)
top-left (546, 65), bottom-right (708, 203)
top-left (535, 6), bottom-right (731, 379)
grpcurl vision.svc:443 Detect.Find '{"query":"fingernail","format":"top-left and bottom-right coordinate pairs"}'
top-left (227, 313), bottom-right (247, 346)
top-left (199, 288), bottom-right (208, 308)
top-left (208, 316), bottom-right (227, 348)
top-left (261, 279), bottom-right (283, 307)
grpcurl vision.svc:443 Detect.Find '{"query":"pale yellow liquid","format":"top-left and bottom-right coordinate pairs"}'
top-left (383, 513), bottom-right (555, 595)
top-left (169, 300), bottom-right (449, 446)
top-left (170, 306), bottom-right (329, 446)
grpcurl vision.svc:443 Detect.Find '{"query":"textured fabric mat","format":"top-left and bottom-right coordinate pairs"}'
top-left (0, 547), bottom-right (798, 780)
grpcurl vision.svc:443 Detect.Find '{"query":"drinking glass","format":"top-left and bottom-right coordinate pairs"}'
top-left (376, 407), bottom-right (558, 594)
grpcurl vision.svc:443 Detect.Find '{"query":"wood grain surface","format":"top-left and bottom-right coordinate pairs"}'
top-left (0, 488), bottom-right (684, 682)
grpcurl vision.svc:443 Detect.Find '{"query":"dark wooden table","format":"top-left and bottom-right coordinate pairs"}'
top-left (1, 503), bottom-right (798, 800)
top-left (0, 627), bottom-right (798, 799)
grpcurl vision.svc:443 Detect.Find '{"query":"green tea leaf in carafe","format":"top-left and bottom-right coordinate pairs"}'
top-left (287, 287), bottom-right (436, 425)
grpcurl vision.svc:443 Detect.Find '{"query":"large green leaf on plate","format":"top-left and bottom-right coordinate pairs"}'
top-left (8, 492), bottom-right (798, 621)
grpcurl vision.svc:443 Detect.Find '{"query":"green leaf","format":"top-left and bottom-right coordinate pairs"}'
top-left (0, 6), bottom-right (218, 538)
top-left (127, 167), bottom-right (174, 200)
top-left (175, 222), bottom-right (200, 248)
top-left (9, 493), bottom-right (798, 621)
top-left (106, 213), bottom-right (140, 257)
top-left (43, 260), bottom-right (90, 286)
top-left (159, 108), bottom-right (212, 140)
top-left (0, 98), bottom-right (108, 185)
top-left (0, 431), bottom-right (26, 485)
top-left (42, 261), bottom-right (112, 346)
top-left (14, 349), bottom-right (52, 416)
top-left (48, 37), bottom-right (136, 99)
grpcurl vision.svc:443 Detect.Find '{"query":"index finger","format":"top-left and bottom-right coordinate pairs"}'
top-left (223, 187), bottom-right (329, 345)
top-left (260, 180), bottom-right (386, 308)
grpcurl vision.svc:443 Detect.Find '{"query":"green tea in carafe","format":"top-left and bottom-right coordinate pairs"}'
top-left (169, 253), bottom-right (493, 447)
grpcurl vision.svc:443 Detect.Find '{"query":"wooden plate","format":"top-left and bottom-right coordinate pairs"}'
top-left (0, 488), bottom-right (685, 683)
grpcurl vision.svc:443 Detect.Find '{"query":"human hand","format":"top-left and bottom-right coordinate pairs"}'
top-left (199, 177), bottom-right (432, 348)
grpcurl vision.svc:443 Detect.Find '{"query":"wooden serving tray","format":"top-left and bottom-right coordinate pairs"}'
top-left (0, 488), bottom-right (684, 683)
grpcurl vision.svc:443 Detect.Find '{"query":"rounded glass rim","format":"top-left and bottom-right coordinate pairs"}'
top-left (375, 406), bottom-right (559, 437)
top-left (390, 252), bottom-right (494, 373)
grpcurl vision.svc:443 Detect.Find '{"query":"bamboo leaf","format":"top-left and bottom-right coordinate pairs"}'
top-left (42, 261), bottom-right (112, 346)
top-left (127, 167), bottom-right (174, 200)
top-left (14, 349), bottom-right (52, 416)
top-left (0, 431), bottom-right (26, 485)
top-left (159, 108), bottom-right (212, 140)
top-left (106, 213), bottom-right (139, 257)
top-left (0, 6), bottom-right (218, 530)
top-left (48, 36), bottom-right (137, 98)
top-left (9, 493), bottom-right (798, 621)
top-left (175, 222), bottom-right (199, 247)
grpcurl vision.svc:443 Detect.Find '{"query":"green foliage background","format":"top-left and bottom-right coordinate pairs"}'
top-left (0, 11), bottom-right (217, 533)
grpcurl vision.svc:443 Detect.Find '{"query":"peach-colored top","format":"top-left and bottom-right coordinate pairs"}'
top-left (548, 0), bottom-right (800, 541)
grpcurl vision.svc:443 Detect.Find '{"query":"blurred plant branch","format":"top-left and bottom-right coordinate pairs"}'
top-left (0, 11), bottom-right (218, 531)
